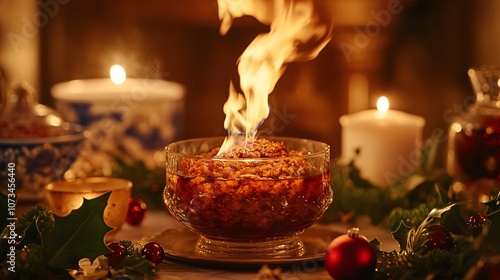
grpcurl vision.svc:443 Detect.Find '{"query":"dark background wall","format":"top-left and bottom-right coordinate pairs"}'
top-left (2, 0), bottom-right (499, 165)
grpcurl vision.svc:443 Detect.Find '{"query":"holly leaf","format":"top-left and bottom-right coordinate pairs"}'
top-left (419, 136), bottom-right (439, 176)
top-left (43, 192), bottom-right (113, 269)
top-left (426, 201), bottom-right (465, 220)
top-left (119, 251), bottom-right (157, 277)
top-left (391, 220), bottom-right (412, 251)
top-left (370, 238), bottom-right (381, 252)
top-left (484, 192), bottom-right (500, 214)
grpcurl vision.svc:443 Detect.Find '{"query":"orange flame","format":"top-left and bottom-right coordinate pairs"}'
top-left (218, 0), bottom-right (332, 154)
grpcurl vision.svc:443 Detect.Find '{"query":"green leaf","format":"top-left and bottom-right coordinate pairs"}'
top-left (427, 202), bottom-right (460, 220)
top-left (119, 251), bottom-right (156, 277)
top-left (112, 158), bottom-right (165, 209)
top-left (16, 205), bottom-right (54, 248)
top-left (392, 221), bottom-right (412, 251)
top-left (347, 160), bottom-right (376, 189)
top-left (390, 175), bottom-right (427, 200)
top-left (43, 192), bottom-right (113, 269)
top-left (419, 136), bottom-right (440, 176)
top-left (484, 192), bottom-right (500, 214)
top-left (370, 238), bottom-right (382, 252)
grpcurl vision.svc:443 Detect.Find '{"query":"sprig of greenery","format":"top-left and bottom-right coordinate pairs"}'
top-left (375, 196), bottom-right (500, 279)
top-left (112, 158), bottom-right (165, 209)
top-left (325, 137), bottom-right (453, 227)
top-left (0, 195), bottom-right (159, 279)
top-left (113, 240), bottom-right (157, 277)
top-left (384, 198), bottom-right (439, 231)
top-left (16, 205), bottom-right (55, 248)
top-left (325, 159), bottom-right (451, 227)
top-left (328, 139), bottom-right (500, 278)
top-left (324, 158), bottom-right (397, 224)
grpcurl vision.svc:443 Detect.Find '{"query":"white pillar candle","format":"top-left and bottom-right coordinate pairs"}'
top-left (51, 65), bottom-right (185, 174)
top-left (339, 96), bottom-right (425, 188)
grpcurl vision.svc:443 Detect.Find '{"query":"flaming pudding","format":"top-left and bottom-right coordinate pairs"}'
top-left (164, 0), bottom-right (333, 258)
top-left (164, 137), bottom-right (331, 257)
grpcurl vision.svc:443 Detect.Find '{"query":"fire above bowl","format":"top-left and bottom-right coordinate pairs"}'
top-left (164, 136), bottom-right (333, 258)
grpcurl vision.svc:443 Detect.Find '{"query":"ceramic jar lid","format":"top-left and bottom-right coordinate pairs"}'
top-left (0, 81), bottom-right (66, 138)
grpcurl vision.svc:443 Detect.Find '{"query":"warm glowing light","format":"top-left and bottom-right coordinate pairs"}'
top-left (217, 0), bottom-right (332, 153)
top-left (46, 114), bottom-right (63, 126)
top-left (453, 123), bottom-right (462, 133)
top-left (451, 181), bottom-right (464, 193)
top-left (377, 96), bottom-right (389, 113)
top-left (479, 194), bottom-right (491, 203)
top-left (110, 64), bottom-right (126, 85)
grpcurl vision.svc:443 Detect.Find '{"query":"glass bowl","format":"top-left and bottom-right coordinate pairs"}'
top-left (164, 137), bottom-right (332, 258)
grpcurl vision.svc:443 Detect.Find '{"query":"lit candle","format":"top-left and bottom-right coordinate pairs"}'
top-left (51, 65), bottom-right (185, 173)
top-left (339, 96), bottom-right (425, 188)
top-left (51, 65), bottom-right (184, 110)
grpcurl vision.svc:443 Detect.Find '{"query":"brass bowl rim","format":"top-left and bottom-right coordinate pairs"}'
top-left (45, 177), bottom-right (133, 193)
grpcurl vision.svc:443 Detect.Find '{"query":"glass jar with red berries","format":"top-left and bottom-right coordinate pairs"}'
top-left (447, 66), bottom-right (500, 207)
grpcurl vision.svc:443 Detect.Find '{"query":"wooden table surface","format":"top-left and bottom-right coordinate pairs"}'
top-left (14, 201), bottom-right (398, 279)
top-left (114, 211), bottom-right (399, 280)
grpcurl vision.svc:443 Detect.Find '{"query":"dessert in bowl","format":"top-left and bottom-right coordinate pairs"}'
top-left (164, 136), bottom-right (332, 258)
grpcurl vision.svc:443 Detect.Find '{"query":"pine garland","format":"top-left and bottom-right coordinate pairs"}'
top-left (325, 141), bottom-right (500, 279)
top-left (0, 196), bottom-right (158, 279)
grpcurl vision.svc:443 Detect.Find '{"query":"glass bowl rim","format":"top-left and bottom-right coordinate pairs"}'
top-left (165, 136), bottom-right (330, 162)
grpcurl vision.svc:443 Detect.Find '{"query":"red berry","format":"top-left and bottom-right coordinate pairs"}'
top-left (141, 242), bottom-right (164, 265)
top-left (422, 224), bottom-right (454, 251)
top-left (127, 198), bottom-right (147, 225)
top-left (325, 228), bottom-right (376, 280)
top-left (467, 213), bottom-right (487, 237)
top-left (105, 242), bottom-right (127, 267)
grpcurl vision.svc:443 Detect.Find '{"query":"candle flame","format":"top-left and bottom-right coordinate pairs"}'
top-left (217, 0), bottom-right (332, 154)
top-left (377, 96), bottom-right (389, 113)
top-left (110, 64), bottom-right (126, 85)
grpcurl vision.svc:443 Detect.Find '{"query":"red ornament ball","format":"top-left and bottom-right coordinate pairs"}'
top-left (106, 242), bottom-right (127, 267)
top-left (467, 213), bottom-right (487, 237)
top-left (422, 224), bottom-right (454, 251)
top-left (127, 198), bottom-right (147, 225)
top-left (141, 242), bottom-right (164, 265)
top-left (325, 228), bottom-right (377, 280)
